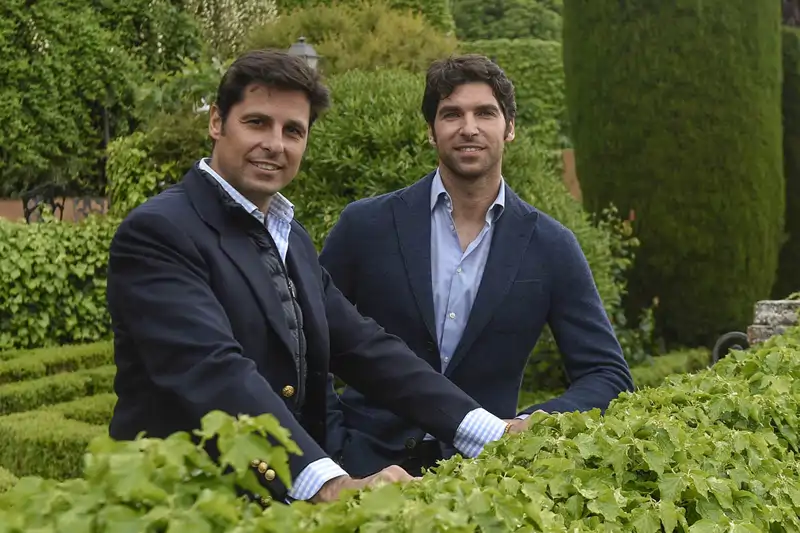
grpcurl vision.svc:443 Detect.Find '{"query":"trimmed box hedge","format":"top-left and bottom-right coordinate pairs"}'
top-left (0, 341), bottom-right (113, 385)
top-left (44, 392), bottom-right (117, 426)
top-left (0, 411), bottom-right (106, 480)
top-left (0, 365), bottom-right (115, 416)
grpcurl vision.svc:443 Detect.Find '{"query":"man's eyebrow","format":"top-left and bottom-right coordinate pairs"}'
top-left (240, 112), bottom-right (307, 133)
top-left (437, 103), bottom-right (501, 114)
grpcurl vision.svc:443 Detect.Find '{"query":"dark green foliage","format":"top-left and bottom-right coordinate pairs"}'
top-left (274, 0), bottom-right (454, 31)
top-left (774, 27), bottom-right (800, 298)
top-left (563, 0), bottom-right (785, 347)
top-left (459, 39), bottom-right (567, 147)
top-left (453, 0), bottom-right (562, 42)
top-left (0, 0), bottom-right (204, 197)
top-left (0, 467), bottom-right (16, 494)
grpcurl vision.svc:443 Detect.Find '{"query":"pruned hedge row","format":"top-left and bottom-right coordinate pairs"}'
top-left (0, 365), bottom-right (115, 416)
top-left (2, 328), bottom-right (799, 531)
top-left (0, 341), bottom-right (113, 385)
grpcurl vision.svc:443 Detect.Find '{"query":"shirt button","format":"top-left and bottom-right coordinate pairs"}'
top-left (456, 267), bottom-right (462, 273)
top-left (449, 312), bottom-right (456, 319)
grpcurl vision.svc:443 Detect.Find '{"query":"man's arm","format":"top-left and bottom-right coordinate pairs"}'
top-left (318, 207), bottom-right (358, 460)
top-left (107, 211), bottom-right (341, 502)
top-left (517, 229), bottom-right (634, 417)
top-left (321, 266), bottom-right (508, 457)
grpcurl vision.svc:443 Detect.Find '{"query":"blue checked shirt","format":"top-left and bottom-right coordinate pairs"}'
top-left (199, 159), bottom-right (507, 501)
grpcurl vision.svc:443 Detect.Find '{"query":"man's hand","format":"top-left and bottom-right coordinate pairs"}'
top-left (311, 465), bottom-right (417, 503)
top-left (503, 410), bottom-right (546, 434)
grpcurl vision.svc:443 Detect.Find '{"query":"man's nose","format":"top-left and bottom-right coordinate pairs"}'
top-left (460, 114), bottom-right (479, 137)
top-left (260, 126), bottom-right (285, 153)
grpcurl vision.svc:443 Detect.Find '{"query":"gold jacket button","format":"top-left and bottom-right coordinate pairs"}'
top-left (257, 462), bottom-right (268, 474)
top-left (281, 385), bottom-right (295, 398)
top-left (251, 459), bottom-right (261, 468)
top-left (264, 469), bottom-right (276, 481)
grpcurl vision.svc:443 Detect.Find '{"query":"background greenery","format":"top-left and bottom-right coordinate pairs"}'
top-left (563, 0), bottom-right (785, 347)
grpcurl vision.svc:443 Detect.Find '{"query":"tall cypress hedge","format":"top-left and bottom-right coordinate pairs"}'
top-left (774, 26), bottom-right (800, 298)
top-left (563, 0), bottom-right (784, 347)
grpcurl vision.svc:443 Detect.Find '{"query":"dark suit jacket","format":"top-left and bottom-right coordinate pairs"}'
top-left (320, 172), bottom-right (633, 476)
top-left (106, 164), bottom-right (487, 502)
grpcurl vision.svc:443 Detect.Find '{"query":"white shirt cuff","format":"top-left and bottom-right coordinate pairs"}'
top-left (452, 407), bottom-right (507, 458)
top-left (516, 413), bottom-right (530, 420)
top-left (287, 458), bottom-right (348, 501)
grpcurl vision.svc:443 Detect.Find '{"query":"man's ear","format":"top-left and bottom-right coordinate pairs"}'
top-left (505, 120), bottom-right (516, 142)
top-left (428, 125), bottom-right (437, 146)
top-left (209, 104), bottom-right (223, 141)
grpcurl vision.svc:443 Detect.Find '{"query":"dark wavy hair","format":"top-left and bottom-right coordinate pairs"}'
top-left (421, 54), bottom-right (516, 128)
top-left (215, 49), bottom-right (331, 127)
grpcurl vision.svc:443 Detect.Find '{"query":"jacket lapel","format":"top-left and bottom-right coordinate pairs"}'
top-left (183, 166), bottom-right (296, 354)
top-left (443, 188), bottom-right (539, 378)
top-left (392, 173), bottom-right (437, 345)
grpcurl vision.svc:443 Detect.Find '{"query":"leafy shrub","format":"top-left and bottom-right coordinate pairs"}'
top-left (0, 342), bottom-right (113, 386)
top-left (0, 216), bottom-right (117, 351)
top-left (0, 467), bottom-right (15, 494)
top-left (0, 0), bottom-right (142, 196)
top-left (0, 366), bottom-right (115, 416)
top-left (563, 0), bottom-right (785, 347)
top-left (181, 0), bottom-right (278, 58)
top-left (453, 0), bottom-right (562, 42)
top-left (3, 327), bottom-right (800, 530)
top-left (274, 0), bottom-right (454, 31)
top-left (459, 38), bottom-right (567, 147)
top-left (107, 111), bottom-right (210, 217)
top-left (244, 0), bottom-right (457, 77)
top-left (774, 26), bottom-right (800, 298)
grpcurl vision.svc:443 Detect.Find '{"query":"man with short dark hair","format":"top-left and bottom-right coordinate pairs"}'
top-left (322, 54), bottom-right (633, 477)
top-left (106, 50), bottom-right (520, 505)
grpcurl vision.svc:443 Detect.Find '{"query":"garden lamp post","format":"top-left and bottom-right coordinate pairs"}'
top-left (287, 36), bottom-right (320, 70)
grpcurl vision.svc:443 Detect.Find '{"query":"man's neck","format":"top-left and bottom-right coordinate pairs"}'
top-left (207, 157), bottom-right (272, 214)
top-left (439, 166), bottom-right (502, 223)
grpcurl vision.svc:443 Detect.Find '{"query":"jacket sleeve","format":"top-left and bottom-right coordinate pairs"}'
top-left (318, 207), bottom-right (357, 460)
top-left (518, 228), bottom-right (634, 416)
top-left (106, 210), bottom-right (332, 502)
top-left (321, 265), bottom-right (486, 446)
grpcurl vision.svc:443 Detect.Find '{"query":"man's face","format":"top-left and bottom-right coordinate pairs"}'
top-left (208, 83), bottom-right (310, 210)
top-left (430, 82), bottom-right (514, 181)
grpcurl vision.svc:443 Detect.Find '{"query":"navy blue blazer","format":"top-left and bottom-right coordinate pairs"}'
top-left (106, 165), bottom-right (486, 502)
top-left (320, 172), bottom-right (633, 476)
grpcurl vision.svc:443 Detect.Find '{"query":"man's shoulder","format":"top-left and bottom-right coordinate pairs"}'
top-left (340, 174), bottom-right (432, 220)
top-left (115, 181), bottom-right (196, 239)
top-left (504, 186), bottom-right (576, 244)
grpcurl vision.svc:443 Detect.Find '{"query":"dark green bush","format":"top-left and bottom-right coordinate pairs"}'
top-left (275, 0), bottom-right (453, 31)
top-left (244, 0), bottom-right (457, 77)
top-left (774, 26), bottom-right (800, 299)
top-left (0, 467), bottom-right (15, 493)
top-left (459, 39), bottom-right (567, 147)
top-left (563, 0), bottom-right (785, 347)
top-left (453, 0), bottom-right (562, 42)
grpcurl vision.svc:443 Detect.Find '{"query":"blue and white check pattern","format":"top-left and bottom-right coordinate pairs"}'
top-left (199, 158), bottom-right (293, 262)
top-left (198, 158), bottom-right (509, 501)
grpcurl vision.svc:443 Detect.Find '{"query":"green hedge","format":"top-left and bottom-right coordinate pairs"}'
top-left (459, 38), bottom-right (566, 147)
top-left (244, 0), bottom-right (458, 77)
top-left (453, 0), bottom-right (562, 42)
top-left (0, 216), bottom-right (117, 351)
top-left (44, 392), bottom-right (117, 427)
top-left (0, 365), bottom-right (116, 416)
top-left (3, 328), bottom-right (799, 530)
top-left (0, 342), bottom-right (113, 386)
top-left (0, 411), bottom-right (105, 480)
top-left (275, 0), bottom-right (454, 31)
top-left (0, 467), bottom-right (15, 494)
top-left (774, 26), bottom-right (800, 298)
top-left (563, 0), bottom-right (785, 347)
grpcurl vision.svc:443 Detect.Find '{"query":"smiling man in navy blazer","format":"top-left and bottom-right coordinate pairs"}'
top-left (105, 50), bottom-right (527, 506)
top-left (320, 54), bottom-right (634, 477)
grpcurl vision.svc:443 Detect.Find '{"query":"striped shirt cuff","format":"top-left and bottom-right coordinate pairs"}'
top-left (452, 407), bottom-right (507, 458)
top-left (287, 458), bottom-right (348, 501)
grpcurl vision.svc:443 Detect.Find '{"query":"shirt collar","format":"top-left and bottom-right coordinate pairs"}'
top-left (198, 158), bottom-right (294, 225)
top-left (430, 167), bottom-right (506, 223)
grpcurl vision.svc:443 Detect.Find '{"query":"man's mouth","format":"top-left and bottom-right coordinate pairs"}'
top-left (251, 161), bottom-right (282, 171)
top-left (455, 146), bottom-right (484, 153)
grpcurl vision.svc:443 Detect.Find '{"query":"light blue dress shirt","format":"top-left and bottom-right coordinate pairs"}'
top-left (198, 159), bottom-right (507, 501)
